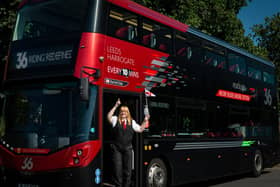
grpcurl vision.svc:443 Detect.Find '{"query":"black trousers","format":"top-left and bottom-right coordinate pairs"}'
top-left (111, 144), bottom-right (133, 187)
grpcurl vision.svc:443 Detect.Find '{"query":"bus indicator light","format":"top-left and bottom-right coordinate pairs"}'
top-left (95, 168), bottom-right (101, 176)
top-left (95, 176), bottom-right (101, 184)
top-left (95, 168), bottom-right (101, 184)
top-left (144, 145), bottom-right (152, 151)
top-left (90, 128), bottom-right (95, 133)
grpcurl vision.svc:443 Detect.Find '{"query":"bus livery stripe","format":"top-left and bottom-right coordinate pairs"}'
top-left (173, 141), bottom-right (255, 150)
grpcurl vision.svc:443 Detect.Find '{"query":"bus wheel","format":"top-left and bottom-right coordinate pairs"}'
top-left (252, 150), bottom-right (263, 177)
top-left (147, 158), bottom-right (167, 187)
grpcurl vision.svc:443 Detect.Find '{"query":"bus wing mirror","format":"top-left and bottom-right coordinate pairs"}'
top-left (80, 77), bottom-right (89, 101)
top-left (80, 66), bottom-right (100, 102)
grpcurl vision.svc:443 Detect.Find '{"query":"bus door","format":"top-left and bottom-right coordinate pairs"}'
top-left (228, 105), bottom-right (251, 172)
top-left (102, 91), bottom-right (142, 187)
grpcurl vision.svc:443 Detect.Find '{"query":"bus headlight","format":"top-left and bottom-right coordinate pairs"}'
top-left (77, 149), bottom-right (83, 156)
top-left (73, 157), bottom-right (80, 164)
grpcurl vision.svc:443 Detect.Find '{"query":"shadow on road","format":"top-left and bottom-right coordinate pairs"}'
top-left (176, 170), bottom-right (272, 187)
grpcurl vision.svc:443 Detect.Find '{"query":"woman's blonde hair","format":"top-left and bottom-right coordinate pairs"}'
top-left (118, 105), bottom-right (132, 125)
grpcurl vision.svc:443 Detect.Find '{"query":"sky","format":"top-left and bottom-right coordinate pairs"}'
top-left (238, 0), bottom-right (280, 36)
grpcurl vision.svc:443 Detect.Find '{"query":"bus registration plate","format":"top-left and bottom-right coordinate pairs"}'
top-left (17, 184), bottom-right (40, 187)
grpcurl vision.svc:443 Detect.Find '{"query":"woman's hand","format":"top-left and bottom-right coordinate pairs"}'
top-left (115, 98), bottom-right (121, 107)
top-left (144, 115), bottom-right (150, 122)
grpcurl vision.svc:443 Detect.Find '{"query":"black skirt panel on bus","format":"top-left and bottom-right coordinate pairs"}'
top-left (112, 122), bottom-right (134, 149)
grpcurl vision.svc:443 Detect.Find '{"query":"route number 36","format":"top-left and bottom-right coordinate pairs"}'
top-left (21, 157), bottom-right (34, 170)
top-left (264, 88), bottom-right (272, 106)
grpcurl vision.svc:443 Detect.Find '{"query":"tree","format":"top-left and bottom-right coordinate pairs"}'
top-left (134, 1), bottom-right (247, 42)
top-left (0, 0), bottom-right (20, 84)
top-left (251, 13), bottom-right (280, 74)
top-left (133, 0), bottom-right (268, 60)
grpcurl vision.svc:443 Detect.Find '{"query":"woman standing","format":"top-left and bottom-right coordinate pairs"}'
top-left (107, 98), bottom-right (149, 187)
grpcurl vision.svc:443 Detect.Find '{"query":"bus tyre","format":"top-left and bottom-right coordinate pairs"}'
top-left (252, 150), bottom-right (263, 177)
top-left (147, 158), bottom-right (168, 187)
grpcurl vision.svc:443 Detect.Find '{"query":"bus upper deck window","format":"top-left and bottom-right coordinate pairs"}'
top-left (263, 71), bottom-right (275, 84)
top-left (108, 6), bottom-right (138, 42)
top-left (141, 19), bottom-right (172, 53)
top-left (142, 33), bottom-right (157, 48)
top-left (228, 53), bottom-right (246, 76)
top-left (115, 25), bottom-right (137, 41)
top-left (248, 66), bottom-right (261, 81)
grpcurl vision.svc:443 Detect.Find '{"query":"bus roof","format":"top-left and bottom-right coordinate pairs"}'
top-left (107, 0), bottom-right (189, 32)
top-left (109, 0), bottom-right (274, 69)
top-left (188, 27), bottom-right (275, 68)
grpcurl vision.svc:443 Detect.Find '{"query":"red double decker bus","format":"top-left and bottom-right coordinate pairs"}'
top-left (0, 0), bottom-right (279, 186)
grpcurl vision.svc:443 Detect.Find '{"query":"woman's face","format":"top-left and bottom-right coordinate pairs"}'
top-left (120, 106), bottom-right (129, 119)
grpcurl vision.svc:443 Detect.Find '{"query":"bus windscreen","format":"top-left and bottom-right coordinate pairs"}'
top-left (2, 83), bottom-right (98, 152)
top-left (13, 0), bottom-right (88, 41)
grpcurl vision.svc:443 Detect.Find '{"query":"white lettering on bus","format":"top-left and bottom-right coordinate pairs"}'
top-left (107, 54), bottom-right (135, 66)
top-left (21, 157), bottom-right (33, 170)
top-left (232, 82), bottom-right (247, 92)
top-left (264, 88), bottom-right (272, 106)
top-left (28, 50), bottom-right (72, 64)
top-left (107, 46), bottom-right (135, 66)
top-left (107, 46), bottom-right (122, 55)
top-left (16, 49), bottom-right (72, 69)
top-left (107, 66), bottom-right (121, 74)
top-left (107, 66), bottom-right (139, 78)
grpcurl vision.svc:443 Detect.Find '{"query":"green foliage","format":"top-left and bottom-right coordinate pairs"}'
top-left (133, 0), bottom-right (268, 61)
top-left (251, 13), bottom-right (280, 74)
top-left (0, 0), bottom-right (20, 85)
top-left (0, 0), bottom-right (20, 60)
top-left (133, 0), bottom-right (248, 40)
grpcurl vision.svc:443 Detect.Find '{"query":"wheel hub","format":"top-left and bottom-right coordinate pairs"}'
top-left (148, 164), bottom-right (165, 187)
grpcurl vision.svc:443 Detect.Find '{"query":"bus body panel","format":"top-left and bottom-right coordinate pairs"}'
top-left (0, 141), bottom-right (101, 172)
top-left (75, 32), bottom-right (169, 93)
top-left (1, 0), bottom-right (278, 186)
top-left (0, 140), bottom-right (102, 186)
top-left (4, 151), bottom-right (102, 187)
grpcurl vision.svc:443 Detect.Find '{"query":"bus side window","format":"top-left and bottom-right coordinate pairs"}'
top-left (228, 53), bottom-right (246, 76)
top-left (263, 71), bottom-right (275, 84)
top-left (248, 65), bottom-right (261, 81)
top-left (175, 33), bottom-right (189, 60)
top-left (142, 33), bottom-right (157, 48)
top-left (115, 25), bottom-right (137, 41)
top-left (108, 6), bottom-right (138, 42)
top-left (175, 32), bottom-right (205, 65)
top-left (141, 19), bottom-right (172, 53)
top-left (204, 50), bottom-right (226, 69)
top-left (146, 98), bottom-right (176, 136)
